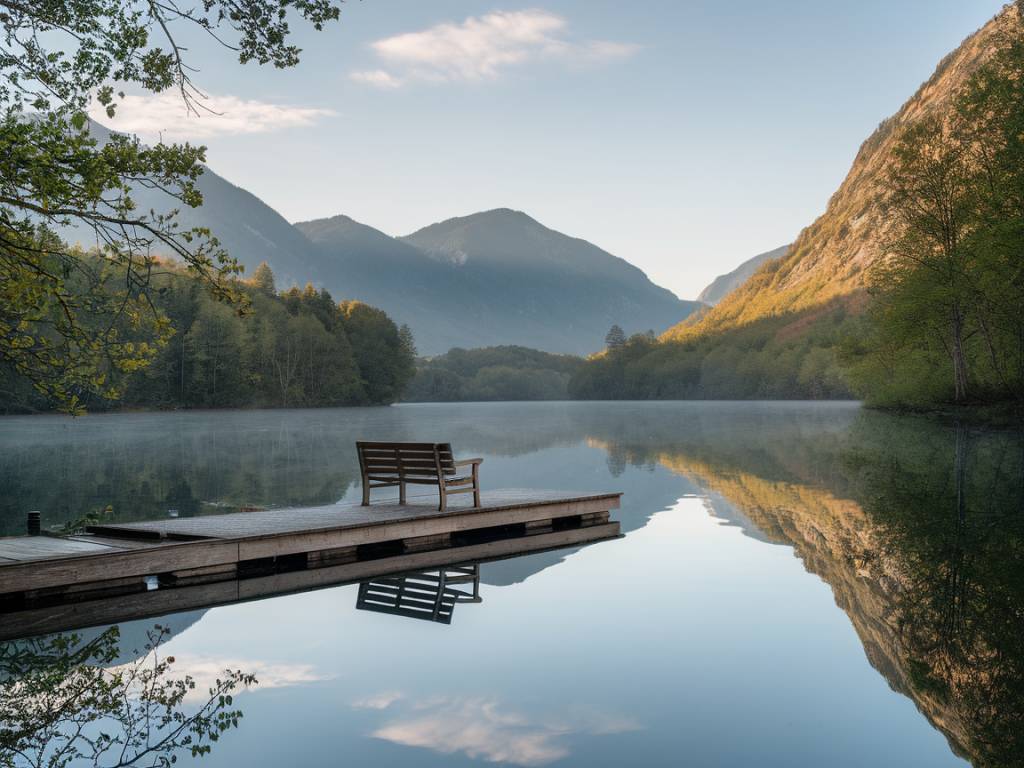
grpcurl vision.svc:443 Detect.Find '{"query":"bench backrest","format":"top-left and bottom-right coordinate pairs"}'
top-left (357, 441), bottom-right (456, 484)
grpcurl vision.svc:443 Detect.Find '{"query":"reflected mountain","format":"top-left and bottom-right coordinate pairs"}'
top-left (68, 609), bottom-right (208, 664)
top-left (4, 402), bottom-right (1021, 767)
top-left (619, 413), bottom-right (1024, 768)
top-left (357, 565), bottom-right (482, 625)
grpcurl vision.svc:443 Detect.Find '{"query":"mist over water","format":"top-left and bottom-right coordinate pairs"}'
top-left (1, 402), bottom-right (1020, 767)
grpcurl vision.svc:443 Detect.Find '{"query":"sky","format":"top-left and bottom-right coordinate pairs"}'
top-left (98, 0), bottom-right (1004, 300)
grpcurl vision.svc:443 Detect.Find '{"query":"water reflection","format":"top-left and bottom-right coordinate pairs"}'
top-left (357, 565), bottom-right (482, 625)
top-left (362, 695), bottom-right (641, 766)
top-left (622, 413), bottom-right (1024, 768)
top-left (0, 623), bottom-right (255, 767)
top-left (1, 403), bottom-right (1020, 767)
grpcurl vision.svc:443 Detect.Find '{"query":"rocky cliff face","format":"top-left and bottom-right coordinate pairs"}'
top-left (665, 6), bottom-right (1018, 341)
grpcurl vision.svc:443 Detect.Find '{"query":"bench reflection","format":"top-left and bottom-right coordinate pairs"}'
top-left (356, 565), bottom-right (482, 625)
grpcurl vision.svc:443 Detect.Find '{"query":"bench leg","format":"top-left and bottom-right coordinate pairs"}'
top-left (361, 483), bottom-right (370, 506)
top-left (472, 464), bottom-right (481, 507)
top-left (399, 481), bottom-right (407, 505)
top-left (438, 483), bottom-right (447, 512)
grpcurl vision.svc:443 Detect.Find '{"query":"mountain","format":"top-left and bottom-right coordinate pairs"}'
top-left (299, 208), bottom-right (701, 355)
top-left (62, 130), bottom-right (695, 356)
top-left (293, 214), bottom-right (480, 354)
top-left (67, 121), bottom-right (319, 288)
top-left (696, 244), bottom-right (790, 305)
top-left (569, 7), bottom-right (1019, 402)
top-left (665, 6), bottom-right (1016, 341)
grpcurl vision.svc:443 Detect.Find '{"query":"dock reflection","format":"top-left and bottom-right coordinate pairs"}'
top-left (357, 565), bottom-right (482, 625)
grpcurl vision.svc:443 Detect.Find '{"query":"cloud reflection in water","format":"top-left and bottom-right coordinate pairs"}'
top-left (359, 694), bottom-right (640, 765)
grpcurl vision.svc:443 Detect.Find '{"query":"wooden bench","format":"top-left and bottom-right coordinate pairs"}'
top-left (356, 441), bottom-right (483, 511)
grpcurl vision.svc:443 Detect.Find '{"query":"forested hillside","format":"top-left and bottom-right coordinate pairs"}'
top-left (405, 346), bottom-right (583, 402)
top-left (0, 261), bottom-right (415, 413)
top-left (568, 312), bottom-right (856, 400)
top-left (572, 4), bottom-right (1024, 412)
top-left (61, 130), bottom-right (695, 358)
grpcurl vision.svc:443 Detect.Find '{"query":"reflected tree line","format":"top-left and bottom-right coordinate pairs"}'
top-left (2, 403), bottom-right (1021, 765)
top-left (0, 625), bottom-right (253, 767)
top-left (840, 419), bottom-right (1024, 767)
top-left (591, 410), bottom-right (1024, 768)
top-left (0, 405), bottom-right (595, 534)
top-left (0, 418), bottom-right (364, 534)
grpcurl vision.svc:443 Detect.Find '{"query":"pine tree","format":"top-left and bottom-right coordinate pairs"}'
top-left (251, 262), bottom-right (277, 296)
top-left (399, 324), bottom-right (418, 358)
top-left (605, 325), bottom-right (626, 349)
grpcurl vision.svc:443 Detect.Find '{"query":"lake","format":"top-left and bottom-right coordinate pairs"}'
top-left (1, 402), bottom-right (1021, 767)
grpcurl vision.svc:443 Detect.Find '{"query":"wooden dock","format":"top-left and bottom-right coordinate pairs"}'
top-left (0, 488), bottom-right (621, 639)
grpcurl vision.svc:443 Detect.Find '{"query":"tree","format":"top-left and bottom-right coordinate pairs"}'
top-left (399, 323), bottom-right (418, 358)
top-left (185, 300), bottom-right (246, 406)
top-left (605, 325), bottom-right (626, 350)
top-left (251, 262), bottom-right (278, 297)
top-left (340, 301), bottom-right (416, 404)
top-left (0, 624), bottom-right (255, 767)
top-left (874, 116), bottom-right (978, 402)
top-left (0, 1), bottom-right (341, 411)
top-left (849, 13), bottom-right (1024, 408)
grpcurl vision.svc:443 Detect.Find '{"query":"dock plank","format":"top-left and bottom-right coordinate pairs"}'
top-left (0, 523), bottom-right (620, 641)
top-left (0, 489), bottom-right (621, 597)
top-left (0, 536), bottom-right (126, 561)
top-left (0, 540), bottom-right (240, 594)
top-left (64, 535), bottom-right (161, 551)
top-left (88, 489), bottom-right (620, 541)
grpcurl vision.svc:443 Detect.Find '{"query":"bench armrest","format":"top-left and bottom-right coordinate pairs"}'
top-left (453, 457), bottom-right (484, 467)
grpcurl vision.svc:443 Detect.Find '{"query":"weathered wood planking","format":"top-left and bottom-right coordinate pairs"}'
top-left (0, 536), bottom-right (124, 561)
top-left (0, 522), bottom-right (620, 641)
top-left (0, 539), bottom-right (240, 594)
top-left (88, 489), bottom-right (619, 540)
top-left (0, 489), bottom-right (621, 596)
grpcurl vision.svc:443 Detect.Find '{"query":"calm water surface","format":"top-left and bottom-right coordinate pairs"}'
top-left (1, 402), bottom-right (1021, 767)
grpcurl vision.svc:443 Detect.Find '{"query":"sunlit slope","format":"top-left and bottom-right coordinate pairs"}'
top-left (696, 244), bottom-right (789, 306)
top-left (665, 6), bottom-right (1017, 341)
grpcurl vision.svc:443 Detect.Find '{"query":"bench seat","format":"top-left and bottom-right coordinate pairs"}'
top-left (356, 441), bottom-right (483, 511)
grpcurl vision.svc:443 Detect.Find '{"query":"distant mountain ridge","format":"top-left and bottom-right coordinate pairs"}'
top-left (61, 133), bottom-right (697, 356)
top-left (697, 245), bottom-right (790, 306)
top-left (297, 208), bottom-right (700, 355)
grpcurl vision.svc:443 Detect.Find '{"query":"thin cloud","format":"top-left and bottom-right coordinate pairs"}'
top-left (91, 91), bottom-right (336, 141)
top-left (352, 691), bottom-right (405, 710)
top-left (351, 9), bottom-right (638, 88)
top-left (349, 69), bottom-right (404, 89)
